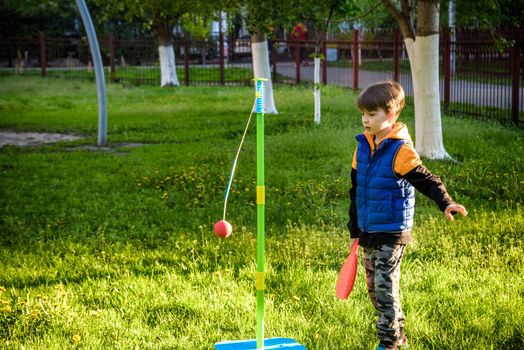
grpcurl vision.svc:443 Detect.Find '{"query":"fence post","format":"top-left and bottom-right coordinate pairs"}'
top-left (511, 43), bottom-right (520, 125)
top-left (353, 30), bottom-right (359, 90)
top-left (393, 29), bottom-right (400, 82)
top-left (108, 33), bottom-right (116, 82)
top-left (219, 31), bottom-right (225, 85)
top-left (443, 27), bottom-right (451, 110)
top-left (39, 31), bottom-right (46, 77)
top-left (184, 32), bottom-right (190, 86)
top-left (322, 40), bottom-right (327, 85)
top-left (295, 39), bottom-right (301, 84)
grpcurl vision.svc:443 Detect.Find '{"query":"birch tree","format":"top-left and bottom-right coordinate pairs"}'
top-left (290, 0), bottom-right (358, 124)
top-left (250, 28), bottom-right (277, 113)
top-left (94, 0), bottom-right (218, 87)
top-left (381, 0), bottom-right (449, 159)
top-left (239, 1), bottom-right (294, 114)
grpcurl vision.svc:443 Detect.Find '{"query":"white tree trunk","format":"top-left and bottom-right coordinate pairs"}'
top-left (252, 41), bottom-right (278, 114)
top-left (313, 57), bottom-right (321, 124)
top-left (449, 0), bottom-right (456, 75)
top-left (405, 36), bottom-right (450, 159)
top-left (158, 44), bottom-right (179, 87)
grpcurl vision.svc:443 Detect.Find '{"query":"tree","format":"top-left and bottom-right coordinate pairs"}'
top-left (440, 0), bottom-right (524, 29)
top-left (290, 0), bottom-right (359, 124)
top-left (355, 0), bottom-right (397, 29)
top-left (94, 0), bottom-right (220, 87)
top-left (381, 0), bottom-right (449, 159)
top-left (380, 0), bottom-right (524, 159)
top-left (237, 1), bottom-right (295, 114)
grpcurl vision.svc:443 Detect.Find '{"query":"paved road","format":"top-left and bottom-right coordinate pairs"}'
top-left (274, 62), bottom-right (524, 111)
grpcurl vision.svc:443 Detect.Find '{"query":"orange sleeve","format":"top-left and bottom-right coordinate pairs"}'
top-left (394, 143), bottom-right (422, 176)
top-left (352, 148), bottom-right (357, 170)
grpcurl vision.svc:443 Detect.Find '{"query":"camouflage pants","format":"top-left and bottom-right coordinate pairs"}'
top-left (364, 244), bottom-right (405, 348)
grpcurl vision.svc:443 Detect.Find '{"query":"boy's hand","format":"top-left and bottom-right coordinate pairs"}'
top-left (444, 204), bottom-right (468, 221)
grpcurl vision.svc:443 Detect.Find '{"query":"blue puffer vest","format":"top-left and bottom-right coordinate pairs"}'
top-left (355, 134), bottom-right (415, 233)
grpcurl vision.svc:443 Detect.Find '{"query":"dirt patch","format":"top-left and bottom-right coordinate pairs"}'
top-left (0, 131), bottom-right (84, 148)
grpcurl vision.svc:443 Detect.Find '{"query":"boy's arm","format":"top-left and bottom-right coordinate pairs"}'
top-left (395, 144), bottom-right (453, 212)
top-left (347, 167), bottom-right (360, 238)
top-left (347, 149), bottom-right (359, 238)
top-left (402, 165), bottom-right (455, 212)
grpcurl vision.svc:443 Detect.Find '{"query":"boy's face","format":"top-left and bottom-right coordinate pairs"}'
top-left (361, 108), bottom-right (395, 136)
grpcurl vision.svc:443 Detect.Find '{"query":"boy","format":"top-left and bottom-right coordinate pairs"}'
top-left (347, 81), bottom-right (467, 350)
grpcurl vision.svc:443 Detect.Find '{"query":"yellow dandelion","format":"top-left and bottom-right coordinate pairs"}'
top-left (73, 334), bottom-right (81, 343)
top-left (2, 305), bottom-right (11, 313)
top-left (0, 286), bottom-right (5, 293)
top-left (30, 310), bottom-right (38, 319)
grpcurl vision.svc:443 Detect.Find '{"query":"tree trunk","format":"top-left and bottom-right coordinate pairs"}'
top-left (412, 0), bottom-right (449, 159)
top-left (157, 23), bottom-right (179, 87)
top-left (448, 0), bottom-right (456, 75)
top-left (314, 56), bottom-right (321, 124)
top-left (251, 29), bottom-right (278, 114)
top-left (383, 0), bottom-right (449, 159)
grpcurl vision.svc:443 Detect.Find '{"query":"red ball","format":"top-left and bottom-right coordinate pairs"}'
top-left (214, 220), bottom-right (232, 238)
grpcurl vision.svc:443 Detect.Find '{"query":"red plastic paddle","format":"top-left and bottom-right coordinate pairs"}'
top-left (336, 239), bottom-right (359, 300)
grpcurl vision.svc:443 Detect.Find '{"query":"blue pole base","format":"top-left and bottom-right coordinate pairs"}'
top-left (214, 337), bottom-right (306, 350)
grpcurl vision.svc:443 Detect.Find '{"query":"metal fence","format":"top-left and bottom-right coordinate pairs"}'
top-left (1, 28), bottom-right (522, 125)
top-left (271, 28), bottom-right (523, 126)
top-left (0, 32), bottom-right (254, 86)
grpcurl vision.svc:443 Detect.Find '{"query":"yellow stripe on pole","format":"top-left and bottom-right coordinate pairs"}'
top-left (256, 186), bottom-right (265, 205)
top-left (256, 272), bottom-right (265, 291)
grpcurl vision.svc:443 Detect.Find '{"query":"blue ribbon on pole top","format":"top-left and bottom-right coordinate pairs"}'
top-left (254, 78), bottom-right (267, 114)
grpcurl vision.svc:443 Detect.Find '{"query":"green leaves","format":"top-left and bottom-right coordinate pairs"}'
top-left (92, 0), bottom-right (224, 33)
top-left (181, 13), bottom-right (212, 40)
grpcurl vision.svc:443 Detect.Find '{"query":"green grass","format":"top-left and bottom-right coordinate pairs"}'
top-left (0, 66), bottom-right (254, 86)
top-left (0, 76), bottom-right (523, 349)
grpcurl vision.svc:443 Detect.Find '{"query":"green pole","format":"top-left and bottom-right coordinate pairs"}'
top-left (254, 78), bottom-right (267, 349)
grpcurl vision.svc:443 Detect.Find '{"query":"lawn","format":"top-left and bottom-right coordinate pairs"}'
top-left (0, 65), bottom-right (255, 87)
top-left (0, 76), bottom-right (523, 349)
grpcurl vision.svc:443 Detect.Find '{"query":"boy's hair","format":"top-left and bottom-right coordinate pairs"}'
top-left (357, 81), bottom-right (406, 118)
